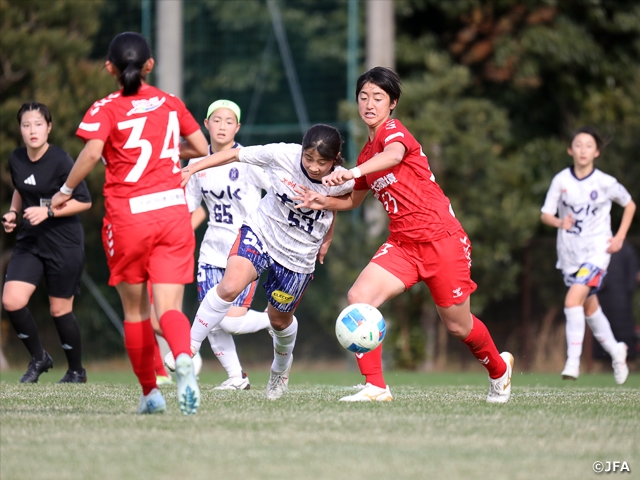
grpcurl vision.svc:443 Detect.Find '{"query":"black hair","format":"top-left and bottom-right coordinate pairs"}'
top-left (107, 32), bottom-right (152, 96)
top-left (301, 124), bottom-right (345, 166)
top-left (570, 126), bottom-right (604, 151)
top-left (17, 102), bottom-right (52, 124)
top-left (355, 67), bottom-right (403, 112)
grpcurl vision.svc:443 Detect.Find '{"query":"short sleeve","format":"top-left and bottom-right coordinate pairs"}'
top-left (247, 165), bottom-right (271, 192)
top-left (607, 180), bottom-right (632, 207)
top-left (76, 95), bottom-right (117, 143)
top-left (238, 144), bottom-right (279, 168)
top-left (541, 175), bottom-right (561, 215)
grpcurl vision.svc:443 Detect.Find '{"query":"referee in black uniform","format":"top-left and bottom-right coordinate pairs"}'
top-left (2, 102), bottom-right (92, 383)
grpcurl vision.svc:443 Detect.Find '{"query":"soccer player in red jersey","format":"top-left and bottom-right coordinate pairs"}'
top-left (295, 67), bottom-right (513, 403)
top-left (51, 32), bottom-right (208, 414)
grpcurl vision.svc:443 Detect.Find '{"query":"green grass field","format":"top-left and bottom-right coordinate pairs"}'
top-left (1, 367), bottom-right (638, 480)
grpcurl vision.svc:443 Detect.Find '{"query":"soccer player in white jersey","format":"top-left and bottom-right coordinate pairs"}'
top-left (181, 99), bottom-right (272, 390)
top-left (181, 124), bottom-right (354, 400)
top-left (541, 126), bottom-right (635, 384)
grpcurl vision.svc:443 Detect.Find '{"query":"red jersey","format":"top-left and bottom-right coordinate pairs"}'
top-left (76, 84), bottom-right (201, 227)
top-left (355, 118), bottom-right (461, 243)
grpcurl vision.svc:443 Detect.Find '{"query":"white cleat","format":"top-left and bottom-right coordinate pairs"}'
top-left (339, 383), bottom-right (393, 402)
top-left (487, 352), bottom-right (514, 404)
top-left (561, 361), bottom-right (580, 381)
top-left (213, 372), bottom-right (251, 391)
top-left (164, 349), bottom-right (202, 376)
top-left (266, 356), bottom-right (292, 400)
top-left (175, 353), bottom-right (200, 415)
top-left (612, 342), bottom-right (629, 385)
top-left (137, 388), bottom-right (167, 414)
top-left (156, 374), bottom-right (173, 385)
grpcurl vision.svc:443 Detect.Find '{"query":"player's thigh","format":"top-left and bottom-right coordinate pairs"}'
top-left (217, 255), bottom-right (260, 301)
top-left (148, 216), bottom-right (195, 285)
top-left (348, 262), bottom-right (406, 307)
top-left (115, 282), bottom-right (150, 321)
top-left (3, 250), bottom-right (43, 310)
top-left (43, 245), bottom-right (84, 299)
top-left (263, 262), bottom-right (313, 315)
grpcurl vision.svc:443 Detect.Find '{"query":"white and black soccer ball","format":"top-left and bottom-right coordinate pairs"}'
top-left (335, 303), bottom-right (386, 354)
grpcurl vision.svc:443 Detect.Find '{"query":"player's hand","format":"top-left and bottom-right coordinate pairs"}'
top-left (606, 236), bottom-right (624, 254)
top-left (293, 186), bottom-right (328, 210)
top-left (23, 206), bottom-right (48, 226)
top-left (322, 169), bottom-right (352, 187)
top-left (559, 214), bottom-right (574, 230)
top-left (1, 211), bottom-right (18, 233)
top-left (317, 237), bottom-right (332, 264)
top-left (51, 191), bottom-right (71, 209)
top-left (181, 166), bottom-right (193, 188)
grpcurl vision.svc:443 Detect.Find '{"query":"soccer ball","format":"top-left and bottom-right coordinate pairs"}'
top-left (335, 303), bottom-right (386, 354)
top-left (164, 350), bottom-right (203, 376)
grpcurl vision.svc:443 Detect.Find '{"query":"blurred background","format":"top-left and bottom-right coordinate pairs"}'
top-left (1, 0), bottom-right (639, 374)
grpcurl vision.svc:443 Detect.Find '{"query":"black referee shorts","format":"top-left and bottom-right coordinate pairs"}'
top-left (5, 243), bottom-right (84, 298)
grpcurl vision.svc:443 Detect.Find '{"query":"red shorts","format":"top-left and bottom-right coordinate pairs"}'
top-left (370, 229), bottom-right (477, 307)
top-left (102, 215), bottom-right (195, 286)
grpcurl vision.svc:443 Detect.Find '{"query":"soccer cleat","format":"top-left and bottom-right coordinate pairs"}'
top-left (20, 351), bottom-right (54, 383)
top-left (58, 368), bottom-right (87, 383)
top-left (156, 374), bottom-right (173, 385)
top-left (339, 382), bottom-right (393, 402)
top-left (612, 342), bottom-right (629, 385)
top-left (561, 361), bottom-right (580, 380)
top-left (266, 356), bottom-right (292, 400)
top-left (213, 372), bottom-right (251, 390)
top-left (137, 388), bottom-right (167, 414)
top-left (175, 353), bottom-right (200, 415)
top-left (486, 352), bottom-right (514, 404)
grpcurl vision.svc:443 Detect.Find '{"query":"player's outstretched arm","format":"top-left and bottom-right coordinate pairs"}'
top-left (608, 199), bottom-right (636, 253)
top-left (180, 148), bottom-right (241, 187)
top-left (293, 186), bottom-right (368, 212)
top-left (182, 130), bottom-right (209, 159)
top-left (51, 139), bottom-right (104, 209)
top-left (317, 216), bottom-right (336, 265)
top-left (322, 143), bottom-right (405, 187)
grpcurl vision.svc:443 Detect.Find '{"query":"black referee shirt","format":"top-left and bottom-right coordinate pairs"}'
top-left (9, 145), bottom-right (91, 248)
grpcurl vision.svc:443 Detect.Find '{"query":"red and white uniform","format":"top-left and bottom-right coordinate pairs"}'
top-left (76, 85), bottom-right (201, 285)
top-left (356, 119), bottom-right (476, 306)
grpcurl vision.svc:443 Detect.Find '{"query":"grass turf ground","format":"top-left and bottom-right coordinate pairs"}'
top-left (1, 368), bottom-right (638, 480)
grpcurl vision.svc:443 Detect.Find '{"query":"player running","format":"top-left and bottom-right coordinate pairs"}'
top-left (3, 102), bottom-right (91, 384)
top-left (51, 32), bottom-right (208, 414)
top-left (540, 126), bottom-right (634, 384)
top-left (294, 67), bottom-right (514, 403)
top-left (180, 124), bottom-right (353, 400)
top-left (165, 99), bottom-right (272, 390)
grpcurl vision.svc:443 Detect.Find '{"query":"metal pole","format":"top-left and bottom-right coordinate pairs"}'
top-left (347, 0), bottom-right (359, 165)
top-left (156, 0), bottom-right (183, 97)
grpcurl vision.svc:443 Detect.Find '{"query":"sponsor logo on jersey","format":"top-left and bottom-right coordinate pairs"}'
top-left (271, 290), bottom-right (294, 304)
top-left (127, 96), bottom-right (166, 116)
top-left (229, 167), bottom-right (239, 181)
top-left (370, 173), bottom-right (397, 194)
top-left (23, 174), bottom-right (36, 185)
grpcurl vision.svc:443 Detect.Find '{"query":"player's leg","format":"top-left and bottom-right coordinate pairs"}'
top-left (584, 295), bottom-right (629, 384)
top-left (262, 263), bottom-right (311, 400)
top-left (562, 275), bottom-right (591, 379)
top-left (147, 281), bottom-right (171, 383)
top-left (2, 252), bottom-right (53, 383)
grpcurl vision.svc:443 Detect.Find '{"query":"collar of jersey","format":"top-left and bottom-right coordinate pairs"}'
top-left (208, 142), bottom-right (240, 156)
top-left (570, 165), bottom-right (596, 181)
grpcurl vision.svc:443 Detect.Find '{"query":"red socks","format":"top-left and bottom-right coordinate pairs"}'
top-left (159, 309), bottom-right (191, 358)
top-left (124, 319), bottom-right (157, 395)
top-left (463, 315), bottom-right (506, 379)
top-left (153, 337), bottom-right (168, 377)
top-left (356, 344), bottom-right (386, 388)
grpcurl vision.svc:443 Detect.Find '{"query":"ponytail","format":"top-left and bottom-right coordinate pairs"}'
top-left (107, 32), bottom-right (152, 97)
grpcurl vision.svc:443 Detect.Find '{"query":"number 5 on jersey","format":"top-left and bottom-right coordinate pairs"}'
top-left (118, 111), bottom-right (181, 183)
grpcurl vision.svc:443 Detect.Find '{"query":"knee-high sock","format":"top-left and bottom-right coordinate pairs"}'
top-left (564, 306), bottom-right (585, 366)
top-left (191, 287), bottom-right (232, 351)
top-left (272, 317), bottom-right (298, 373)
top-left (462, 315), bottom-right (506, 379)
top-left (219, 309), bottom-right (271, 334)
top-left (586, 307), bottom-right (619, 356)
top-left (158, 310), bottom-right (191, 358)
top-left (124, 319), bottom-right (156, 395)
top-left (356, 344), bottom-right (385, 388)
top-left (6, 307), bottom-right (44, 360)
top-left (52, 312), bottom-right (83, 371)
top-left (208, 327), bottom-right (242, 378)
top-left (153, 336), bottom-right (168, 376)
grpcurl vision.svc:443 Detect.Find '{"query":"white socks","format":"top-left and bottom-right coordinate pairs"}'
top-left (271, 317), bottom-right (298, 373)
top-left (564, 306), bottom-right (585, 366)
top-left (207, 310), bottom-right (271, 379)
top-left (585, 307), bottom-right (619, 356)
top-left (190, 287), bottom-right (232, 351)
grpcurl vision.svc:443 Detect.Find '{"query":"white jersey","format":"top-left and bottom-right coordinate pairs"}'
top-left (186, 144), bottom-right (270, 267)
top-left (541, 167), bottom-right (632, 273)
top-left (239, 143), bottom-right (354, 273)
